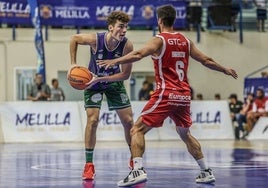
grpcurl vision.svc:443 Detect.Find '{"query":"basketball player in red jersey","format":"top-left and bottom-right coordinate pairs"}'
top-left (97, 4), bottom-right (238, 187)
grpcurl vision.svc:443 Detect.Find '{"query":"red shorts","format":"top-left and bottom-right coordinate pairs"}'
top-left (141, 90), bottom-right (192, 128)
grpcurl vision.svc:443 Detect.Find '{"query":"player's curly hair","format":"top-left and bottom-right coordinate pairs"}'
top-left (106, 11), bottom-right (130, 26)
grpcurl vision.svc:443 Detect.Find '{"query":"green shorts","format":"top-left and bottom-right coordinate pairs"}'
top-left (84, 81), bottom-right (131, 110)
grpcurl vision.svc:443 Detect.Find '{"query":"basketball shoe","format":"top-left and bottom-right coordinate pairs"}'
top-left (195, 168), bottom-right (215, 183)
top-left (117, 168), bottom-right (147, 187)
top-left (82, 163), bottom-right (95, 180)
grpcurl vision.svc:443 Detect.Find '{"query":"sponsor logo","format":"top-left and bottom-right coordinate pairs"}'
top-left (168, 93), bottom-right (191, 101)
top-left (172, 51), bottom-right (185, 58)
top-left (168, 38), bottom-right (187, 46)
top-left (96, 5), bottom-right (134, 20)
top-left (54, 6), bottom-right (90, 19)
top-left (91, 93), bottom-right (102, 103)
top-left (0, 2), bottom-right (30, 14)
top-left (16, 112), bottom-right (71, 126)
top-left (68, 77), bottom-right (83, 83)
top-left (120, 93), bottom-right (129, 103)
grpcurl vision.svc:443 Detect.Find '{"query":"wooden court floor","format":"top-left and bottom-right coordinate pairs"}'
top-left (0, 140), bottom-right (267, 188)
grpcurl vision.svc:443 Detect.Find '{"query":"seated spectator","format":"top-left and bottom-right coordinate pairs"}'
top-left (236, 93), bottom-right (254, 139)
top-left (261, 71), bottom-right (268, 78)
top-left (245, 88), bottom-right (268, 136)
top-left (50, 78), bottom-right (65, 101)
top-left (138, 80), bottom-right (150, 101)
top-left (148, 82), bottom-right (155, 99)
top-left (214, 93), bottom-right (221, 100)
top-left (228, 93), bottom-right (243, 140)
top-left (196, 93), bottom-right (203, 100)
top-left (27, 73), bottom-right (51, 101)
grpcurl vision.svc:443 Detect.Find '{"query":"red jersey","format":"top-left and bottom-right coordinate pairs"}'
top-left (141, 32), bottom-right (192, 128)
top-left (252, 97), bottom-right (268, 112)
top-left (152, 32), bottom-right (191, 93)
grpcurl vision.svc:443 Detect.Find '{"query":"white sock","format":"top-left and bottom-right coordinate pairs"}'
top-left (133, 157), bottom-right (143, 170)
top-left (196, 158), bottom-right (208, 170)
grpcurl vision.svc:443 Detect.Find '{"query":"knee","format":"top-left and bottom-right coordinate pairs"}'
top-left (179, 131), bottom-right (191, 142)
top-left (122, 118), bottom-right (134, 128)
top-left (86, 117), bottom-right (99, 129)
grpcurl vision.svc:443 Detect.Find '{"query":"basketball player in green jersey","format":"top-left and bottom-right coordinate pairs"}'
top-left (69, 11), bottom-right (134, 180)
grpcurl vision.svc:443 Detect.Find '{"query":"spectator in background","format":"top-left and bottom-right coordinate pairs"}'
top-left (245, 88), bottom-right (268, 136)
top-left (228, 93), bottom-right (243, 140)
top-left (253, 0), bottom-right (267, 32)
top-left (196, 93), bottom-right (203, 100)
top-left (261, 71), bottom-right (268, 78)
top-left (230, 0), bottom-right (240, 32)
top-left (138, 80), bottom-right (151, 101)
top-left (214, 93), bottom-right (221, 100)
top-left (50, 78), bottom-right (65, 101)
top-left (186, 0), bottom-right (204, 31)
top-left (27, 73), bottom-right (51, 101)
top-left (236, 93), bottom-right (254, 139)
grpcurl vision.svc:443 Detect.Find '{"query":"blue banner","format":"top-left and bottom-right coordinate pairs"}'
top-left (0, 0), bottom-right (187, 28)
top-left (27, 0), bottom-right (46, 83)
top-left (244, 78), bottom-right (268, 98)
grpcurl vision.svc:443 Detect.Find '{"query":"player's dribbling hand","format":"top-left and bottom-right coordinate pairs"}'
top-left (84, 72), bottom-right (98, 90)
top-left (67, 64), bottom-right (79, 78)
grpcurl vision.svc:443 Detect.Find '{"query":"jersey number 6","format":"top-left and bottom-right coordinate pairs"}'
top-left (176, 61), bottom-right (184, 81)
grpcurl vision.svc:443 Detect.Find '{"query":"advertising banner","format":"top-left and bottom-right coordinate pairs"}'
top-left (248, 117), bottom-right (268, 140)
top-left (244, 78), bottom-right (268, 98)
top-left (159, 101), bottom-right (234, 140)
top-left (0, 102), bottom-right (83, 142)
top-left (78, 101), bottom-right (159, 141)
top-left (0, 0), bottom-right (187, 28)
top-left (79, 100), bottom-right (234, 141)
top-left (0, 100), bottom-right (234, 143)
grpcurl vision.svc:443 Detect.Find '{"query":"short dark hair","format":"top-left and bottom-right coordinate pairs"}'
top-left (229, 93), bottom-right (237, 100)
top-left (51, 78), bottom-right (58, 85)
top-left (156, 4), bottom-right (176, 27)
top-left (106, 11), bottom-right (130, 26)
top-left (256, 88), bottom-right (264, 94)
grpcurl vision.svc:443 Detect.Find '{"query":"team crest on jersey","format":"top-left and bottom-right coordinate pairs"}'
top-left (98, 53), bottom-right (103, 59)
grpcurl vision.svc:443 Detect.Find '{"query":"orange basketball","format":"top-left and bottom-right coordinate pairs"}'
top-left (68, 66), bottom-right (93, 90)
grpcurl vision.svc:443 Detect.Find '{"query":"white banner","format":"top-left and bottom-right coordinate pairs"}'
top-left (79, 101), bottom-right (233, 141)
top-left (248, 117), bottom-right (268, 140)
top-left (78, 101), bottom-right (159, 141)
top-left (159, 101), bottom-right (234, 140)
top-left (0, 100), bottom-right (234, 143)
top-left (0, 102), bottom-right (83, 143)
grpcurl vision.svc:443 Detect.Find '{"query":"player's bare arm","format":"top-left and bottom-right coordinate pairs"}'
top-left (189, 40), bottom-right (238, 79)
top-left (97, 37), bottom-right (162, 69)
top-left (70, 33), bottom-right (97, 65)
top-left (95, 40), bottom-right (134, 84)
top-left (69, 33), bottom-right (97, 77)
